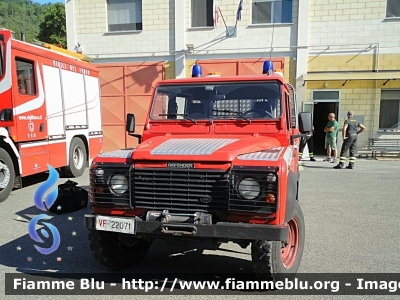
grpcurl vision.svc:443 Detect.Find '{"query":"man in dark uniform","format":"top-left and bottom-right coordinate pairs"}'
top-left (299, 127), bottom-right (316, 161)
top-left (334, 110), bottom-right (366, 169)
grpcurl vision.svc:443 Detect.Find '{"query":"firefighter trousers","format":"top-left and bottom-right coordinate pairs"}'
top-left (338, 134), bottom-right (357, 166)
top-left (299, 135), bottom-right (314, 158)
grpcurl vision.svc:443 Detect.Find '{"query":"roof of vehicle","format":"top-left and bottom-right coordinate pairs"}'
top-left (157, 74), bottom-right (288, 87)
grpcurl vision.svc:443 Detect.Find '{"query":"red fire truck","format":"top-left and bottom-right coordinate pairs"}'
top-left (0, 29), bottom-right (103, 202)
top-left (85, 61), bottom-right (312, 280)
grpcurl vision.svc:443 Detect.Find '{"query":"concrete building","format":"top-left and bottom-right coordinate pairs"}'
top-left (65, 0), bottom-right (400, 155)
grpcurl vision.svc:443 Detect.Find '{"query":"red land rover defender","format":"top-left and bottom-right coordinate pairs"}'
top-left (84, 61), bottom-right (312, 280)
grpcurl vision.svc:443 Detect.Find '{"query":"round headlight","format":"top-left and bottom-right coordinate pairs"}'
top-left (267, 173), bottom-right (276, 182)
top-left (108, 174), bottom-right (128, 195)
top-left (237, 177), bottom-right (260, 200)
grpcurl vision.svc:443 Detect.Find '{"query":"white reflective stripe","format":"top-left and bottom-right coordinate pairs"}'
top-left (283, 147), bottom-right (293, 167)
top-left (0, 40), bottom-right (11, 93)
top-left (97, 149), bottom-right (133, 158)
top-left (0, 127), bottom-right (21, 174)
top-left (151, 138), bottom-right (239, 155)
top-left (13, 64), bottom-right (45, 116)
top-left (237, 147), bottom-right (283, 161)
top-left (19, 140), bottom-right (65, 148)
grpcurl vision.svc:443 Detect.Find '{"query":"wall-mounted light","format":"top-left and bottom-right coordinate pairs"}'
top-left (186, 43), bottom-right (194, 54)
top-left (324, 82), bottom-right (328, 88)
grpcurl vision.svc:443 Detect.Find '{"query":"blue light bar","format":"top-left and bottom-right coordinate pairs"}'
top-left (192, 64), bottom-right (202, 77)
top-left (262, 60), bottom-right (274, 75)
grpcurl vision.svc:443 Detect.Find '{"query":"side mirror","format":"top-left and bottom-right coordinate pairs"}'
top-left (126, 113), bottom-right (142, 144)
top-left (290, 112), bottom-right (313, 145)
top-left (298, 112), bottom-right (313, 133)
top-left (126, 113), bottom-right (135, 133)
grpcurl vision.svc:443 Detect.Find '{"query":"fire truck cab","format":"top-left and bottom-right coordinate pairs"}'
top-left (85, 61), bottom-right (312, 280)
top-left (0, 29), bottom-right (103, 202)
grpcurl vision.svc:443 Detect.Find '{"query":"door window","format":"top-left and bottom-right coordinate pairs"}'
top-left (16, 58), bottom-right (36, 95)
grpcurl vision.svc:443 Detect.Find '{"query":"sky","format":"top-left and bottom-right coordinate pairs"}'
top-left (34, 0), bottom-right (62, 4)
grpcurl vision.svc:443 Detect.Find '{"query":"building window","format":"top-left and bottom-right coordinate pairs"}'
top-left (107, 0), bottom-right (142, 32)
top-left (16, 58), bottom-right (36, 95)
top-left (252, 0), bottom-right (292, 24)
top-left (191, 0), bottom-right (214, 27)
top-left (312, 90), bottom-right (340, 101)
top-left (386, 0), bottom-right (400, 18)
top-left (379, 90), bottom-right (400, 130)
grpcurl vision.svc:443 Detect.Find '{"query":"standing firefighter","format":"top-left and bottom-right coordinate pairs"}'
top-left (299, 127), bottom-right (316, 161)
top-left (334, 111), bottom-right (366, 169)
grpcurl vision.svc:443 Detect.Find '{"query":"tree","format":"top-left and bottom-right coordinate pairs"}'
top-left (0, 0), bottom-right (48, 43)
top-left (37, 3), bottom-right (66, 48)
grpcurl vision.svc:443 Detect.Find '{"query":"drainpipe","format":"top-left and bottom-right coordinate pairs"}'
top-left (371, 43), bottom-right (380, 140)
top-left (372, 79), bottom-right (378, 140)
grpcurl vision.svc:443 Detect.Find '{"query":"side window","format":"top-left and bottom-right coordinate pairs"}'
top-left (107, 0), bottom-right (143, 32)
top-left (151, 93), bottom-right (169, 119)
top-left (386, 0), bottom-right (400, 18)
top-left (379, 90), bottom-right (400, 130)
top-left (16, 58), bottom-right (36, 95)
top-left (285, 96), bottom-right (291, 130)
top-left (191, 0), bottom-right (214, 27)
top-left (289, 94), bottom-right (297, 128)
top-left (252, 0), bottom-right (293, 24)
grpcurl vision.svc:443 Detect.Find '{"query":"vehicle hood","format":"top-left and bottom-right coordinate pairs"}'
top-left (132, 135), bottom-right (282, 162)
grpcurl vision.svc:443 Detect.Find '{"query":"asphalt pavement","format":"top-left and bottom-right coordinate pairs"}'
top-left (0, 157), bottom-right (399, 299)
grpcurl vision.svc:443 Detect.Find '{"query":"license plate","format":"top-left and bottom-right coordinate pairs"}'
top-left (95, 216), bottom-right (135, 234)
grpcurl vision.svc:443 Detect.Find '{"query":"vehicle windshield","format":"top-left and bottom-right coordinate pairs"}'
top-left (150, 81), bottom-right (282, 121)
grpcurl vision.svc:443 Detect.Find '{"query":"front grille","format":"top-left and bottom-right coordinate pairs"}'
top-left (132, 168), bottom-right (229, 213)
top-left (90, 164), bottom-right (130, 206)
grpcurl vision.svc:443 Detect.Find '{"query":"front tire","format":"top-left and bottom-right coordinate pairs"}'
top-left (62, 137), bottom-right (87, 177)
top-left (251, 201), bottom-right (305, 281)
top-left (0, 148), bottom-right (15, 203)
top-left (88, 229), bottom-right (152, 270)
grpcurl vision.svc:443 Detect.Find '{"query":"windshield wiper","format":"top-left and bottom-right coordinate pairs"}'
top-left (212, 109), bottom-right (251, 124)
top-left (159, 113), bottom-right (197, 124)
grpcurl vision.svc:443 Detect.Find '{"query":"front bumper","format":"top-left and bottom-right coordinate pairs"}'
top-left (84, 214), bottom-right (288, 241)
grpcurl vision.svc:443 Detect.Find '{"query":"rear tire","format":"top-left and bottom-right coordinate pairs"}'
top-left (88, 229), bottom-right (152, 270)
top-left (251, 201), bottom-right (305, 281)
top-left (62, 137), bottom-right (87, 177)
top-left (0, 148), bottom-right (15, 203)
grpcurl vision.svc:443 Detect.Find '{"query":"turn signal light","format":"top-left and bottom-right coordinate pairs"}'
top-left (206, 72), bottom-right (221, 77)
top-left (266, 193), bottom-right (275, 203)
top-left (96, 186), bottom-right (104, 194)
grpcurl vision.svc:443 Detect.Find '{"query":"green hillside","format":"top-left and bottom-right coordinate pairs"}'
top-left (0, 0), bottom-right (66, 47)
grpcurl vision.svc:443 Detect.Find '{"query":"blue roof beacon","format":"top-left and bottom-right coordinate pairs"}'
top-left (262, 60), bottom-right (274, 75)
top-left (192, 64), bottom-right (202, 77)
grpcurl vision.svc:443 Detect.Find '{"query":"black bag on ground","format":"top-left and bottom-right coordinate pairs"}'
top-left (48, 180), bottom-right (88, 214)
